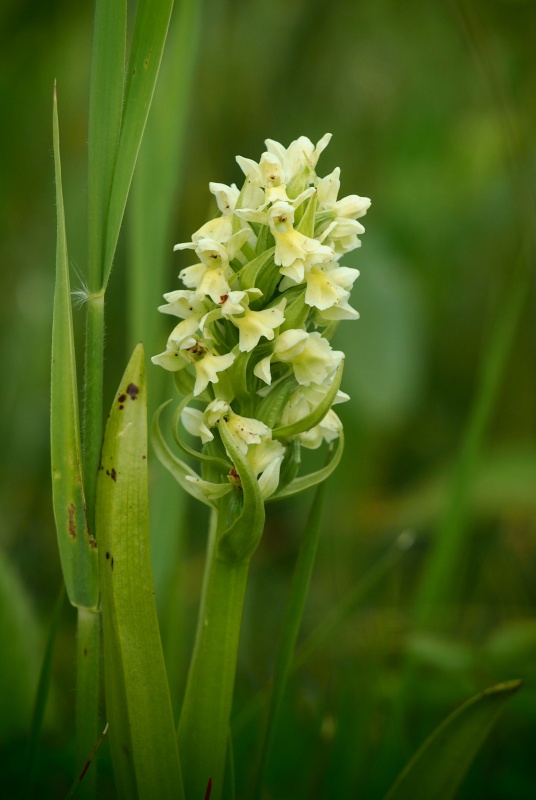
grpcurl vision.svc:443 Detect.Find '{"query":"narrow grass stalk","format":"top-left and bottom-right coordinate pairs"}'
top-left (177, 506), bottom-right (251, 800)
top-left (75, 609), bottom-right (101, 800)
top-left (82, 292), bottom-right (105, 536)
top-left (252, 483), bottom-right (326, 799)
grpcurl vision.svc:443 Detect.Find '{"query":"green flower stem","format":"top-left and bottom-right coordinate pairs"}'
top-left (177, 508), bottom-right (251, 800)
top-left (82, 291), bottom-right (105, 535)
top-left (75, 607), bottom-right (101, 799)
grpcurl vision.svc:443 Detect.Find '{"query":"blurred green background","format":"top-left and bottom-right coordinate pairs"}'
top-left (1, 0), bottom-right (535, 797)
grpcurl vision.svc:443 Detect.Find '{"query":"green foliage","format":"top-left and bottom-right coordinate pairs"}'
top-left (51, 87), bottom-right (99, 611)
top-left (385, 680), bottom-right (522, 800)
top-left (97, 344), bottom-right (183, 799)
top-left (2, 0), bottom-right (535, 797)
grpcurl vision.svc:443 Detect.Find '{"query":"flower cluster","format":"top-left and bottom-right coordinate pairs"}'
top-left (153, 134), bottom-right (370, 505)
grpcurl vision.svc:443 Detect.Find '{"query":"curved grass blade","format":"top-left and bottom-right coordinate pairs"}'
top-left (384, 680), bottom-right (522, 800)
top-left (96, 344), bottom-right (183, 799)
top-left (51, 85), bottom-right (99, 611)
top-left (102, 0), bottom-right (175, 290)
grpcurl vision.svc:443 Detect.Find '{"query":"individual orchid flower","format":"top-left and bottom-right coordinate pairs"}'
top-left (157, 289), bottom-right (210, 319)
top-left (220, 291), bottom-right (287, 352)
top-left (316, 167), bottom-right (371, 254)
top-left (174, 231), bottom-right (248, 303)
top-left (152, 317), bottom-right (235, 396)
top-left (254, 329), bottom-right (344, 387)
top-left (264, 132), bottom-right (332, 182)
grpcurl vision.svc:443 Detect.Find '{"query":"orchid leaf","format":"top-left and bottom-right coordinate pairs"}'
top-left (272, 360), bottom-right (344, 440)
top-left (96, 344), bottom-right (183, 799)
top-left (269, 430), bottom-right (344, 502)
top-left (296, 193), bottom-right (317, 238)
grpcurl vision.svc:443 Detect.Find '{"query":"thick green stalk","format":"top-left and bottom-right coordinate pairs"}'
top-left (177, 509), bottom-right (251, 800)
top-left (75, 608), bottom-right (101, 799)
top-left (82, 292), bottom-right (105, 537)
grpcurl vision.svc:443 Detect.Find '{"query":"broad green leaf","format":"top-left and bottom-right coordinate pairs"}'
top-left (102, 0), bottom-right (175, 289)
top-left (51, 86), bottom-right (99, 611)
top-left (384, 680), bottom-right (522, 800)
top-left (272, 360), bottom-right (344, 439)
top-left (96, 344), bottom-right (183, 799)
top-left (87, 0), bottom-right (127, 291)
top-left (217, 418), bottom-right (266, 562)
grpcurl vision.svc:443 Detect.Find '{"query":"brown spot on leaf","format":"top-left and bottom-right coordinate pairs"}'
top-left (111, 558), bottom-right (114, 570)
top-left (118, 394), bottom-right (127, 403)
top-left (89, 536), bottom-right (97, 549)
top-left (110, 468), bottom-right (117, 482)
top-left (106, 552), bottom-right (110, 560)
top-left (126, 383), bottom-right (139, 400)
top-left (119, 405), bottom-right (124, 410)
top-left (68, 504), bottom-right (76, 539)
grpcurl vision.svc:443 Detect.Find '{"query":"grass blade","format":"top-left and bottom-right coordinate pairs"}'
top-left (87, 0), bottom-right (127, 291)
top-left (96, 343), bottom-right (183, 799)
top-left (384, 680), bottom-right (522, 800)
top-left (102, 0), bottom-right (175, 290)
top-left (51, 84), bottom-right (99, 611)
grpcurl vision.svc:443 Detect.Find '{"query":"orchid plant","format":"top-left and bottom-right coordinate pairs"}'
top-left (47, 4), bottom-right (522, 799)
top-left (152, 133), bottom-right (370, 797)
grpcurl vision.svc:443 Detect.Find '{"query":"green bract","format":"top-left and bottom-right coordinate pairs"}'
top-left (153, 133), bottom-right (371, 510)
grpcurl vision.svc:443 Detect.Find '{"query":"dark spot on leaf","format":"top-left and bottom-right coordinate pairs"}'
top-left (89, 536), bottom-right (97, 549)
top-left (111, 558), bottom-right (114, 570)
top-left (126, 383), bottom-right (139, 400)
top-left (119, 404), bottom-right (124, 410)
top-left (111, 468), bottom-right (117, 482)
top-left (68, 504), bottom-right (76, 539)
top-left (204, 777), bottom-right (212, 800)
top-left (84, 648), bottom-right (88, 657)
top-left (106, 552), bottom-right (110, 560)
top-left (142, 454), bottom-right (146, 459)
top-left (144, 59), bottom-right (149, 68)
top-left (118, 394), bottom-right (127, 403)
